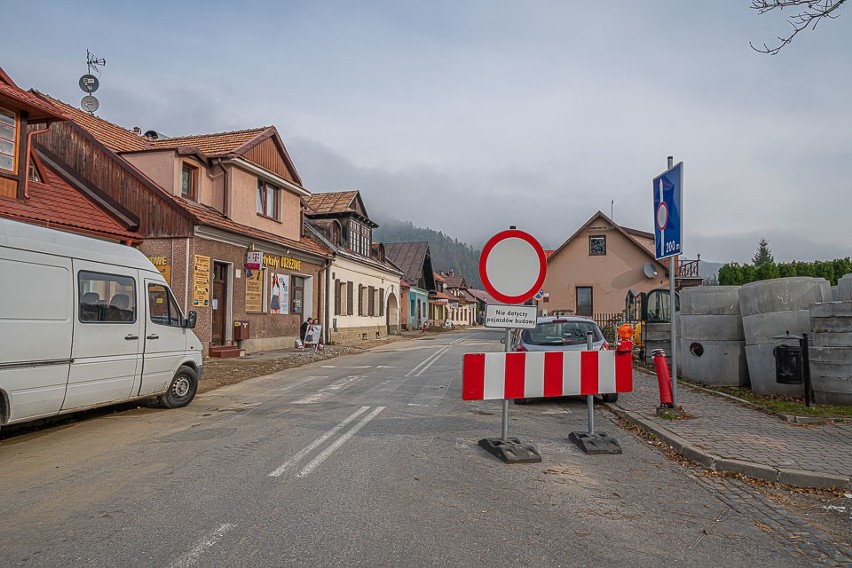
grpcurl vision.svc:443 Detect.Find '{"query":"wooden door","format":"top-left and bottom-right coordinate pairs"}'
top-left (212, 262), bottom-right (228, 345)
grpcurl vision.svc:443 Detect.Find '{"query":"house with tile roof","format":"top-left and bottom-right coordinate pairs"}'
top-left (540, 211), bottom-right (701, 318)
top-left (0, 67), bottom-right (141, 244)
top-left (303, 190), bottom-right (403, 342)
top-left (383, 242), bottom-right (436, 330)
top-left (30, 90), bottom-right (332, 355)
top-left (439, 271), bottom-right (476, 326)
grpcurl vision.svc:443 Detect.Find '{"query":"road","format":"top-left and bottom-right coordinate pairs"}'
top-left (0, 329), bottom-right (844, 567)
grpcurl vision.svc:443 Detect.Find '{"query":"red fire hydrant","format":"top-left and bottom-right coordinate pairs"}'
top-left (651, 349), bottom-right (673, 407)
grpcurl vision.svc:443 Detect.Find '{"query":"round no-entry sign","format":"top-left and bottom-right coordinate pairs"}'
top-left (479, 229), bottom-right (547, 304)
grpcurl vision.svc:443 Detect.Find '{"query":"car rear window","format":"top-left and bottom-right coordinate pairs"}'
top-left (522, 321), bottom-right (603, 346)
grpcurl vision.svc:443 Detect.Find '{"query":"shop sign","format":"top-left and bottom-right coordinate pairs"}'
top-left (193, 255), bottom-right (210, 307)
top-left (148, 256), bottom-right (171, 285)
top-left (246, 251), bottom-right (263, 270)
top-left (245, 269), bottom-right (263, 312)
top-left (263, 253), bottom-right (301, 272)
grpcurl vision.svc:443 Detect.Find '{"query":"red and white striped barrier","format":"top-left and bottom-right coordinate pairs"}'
top-left (462, 350), bottom-right (632, 401)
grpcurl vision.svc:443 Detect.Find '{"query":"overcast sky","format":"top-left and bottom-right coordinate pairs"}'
top-left (3, 1), bottom-right (850, 263)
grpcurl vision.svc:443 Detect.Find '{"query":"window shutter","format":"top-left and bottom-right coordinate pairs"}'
top-left (379, 288), bottom-right (385, 317)
top-left (334, 279), bottom-right (342, 315)
top-left (358, 284), bottom-right (363, 316)
top-left (347, 281), bottom-right (354, 315)
top-left (368, 286), bottom-right (375, 316)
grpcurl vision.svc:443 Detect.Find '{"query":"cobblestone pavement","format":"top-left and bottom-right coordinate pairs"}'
top-left (610, 369), bottom-right (852, 490)
top-left (691, 472), bottom-right (852, 567)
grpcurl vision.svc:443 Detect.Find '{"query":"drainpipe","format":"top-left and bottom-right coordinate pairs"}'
top-left (216, 158), bottom-right (229, 218)
top-left (323, 257), bottom-right (332, 345)
top-left (23, 126), bottom-right (51, 199)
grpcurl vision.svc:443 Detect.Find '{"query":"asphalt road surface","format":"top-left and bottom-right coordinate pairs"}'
top-left (0, 329), bottom-right (844, 567)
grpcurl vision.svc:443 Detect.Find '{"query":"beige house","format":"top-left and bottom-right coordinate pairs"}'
top-left (304, 191), bottom-right (403, 343)
top-left (540, 211), bottom-right (692, 318)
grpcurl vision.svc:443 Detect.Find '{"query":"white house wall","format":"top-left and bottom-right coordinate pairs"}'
top-left (329, 255), bottom-right (401, 343)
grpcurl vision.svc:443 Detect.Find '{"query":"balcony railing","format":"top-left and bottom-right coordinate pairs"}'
top-left (676, 256), bottom-right (701, 279)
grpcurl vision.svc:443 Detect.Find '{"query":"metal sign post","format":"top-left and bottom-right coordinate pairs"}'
top-left (474, 226), bottom-right (547, 463)
top-left (653, 157), bottom-right (683, 407)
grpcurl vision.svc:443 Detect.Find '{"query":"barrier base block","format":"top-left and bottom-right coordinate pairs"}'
top-left (569, 431), bottom-right (622, 454)
top-left (478, 437), bottom-right (542, 464)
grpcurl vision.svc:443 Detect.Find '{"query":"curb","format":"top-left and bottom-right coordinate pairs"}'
top-left (607, 405), bottom-right (852, 491)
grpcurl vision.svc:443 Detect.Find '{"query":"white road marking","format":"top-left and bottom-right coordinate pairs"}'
top-left (297, 406), bottom-right (386, 478)
top-left (278, 376), bottom-right (328, 390)
top-left (414, 347), bottom-right (450, 377)
top-left (405, 347), bottom-right (450, 377)
top-left (268, 406), bottom-right (370, 477)
top-left (291, 375), bottom-right (361, 404)
top-left (321, 365), bottom-right (337, 368)
top-left (168, 523), bottom-right (236, 568)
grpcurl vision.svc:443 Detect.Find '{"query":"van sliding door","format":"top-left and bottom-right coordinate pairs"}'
top-left (65, 263), bottom-right (142, 411)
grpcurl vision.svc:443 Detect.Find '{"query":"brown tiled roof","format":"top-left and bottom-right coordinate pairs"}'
top-left (33, 91), bottom-right (275, 158)
top-left (442, 274), bottom-right (465, 289)
top-left (433, 272), bottom-right (446, 283)
top-left (147, 127), bottom-right (273, 157)
top-left (304, 191), bottom-right (359, 215)
top-left (468, 288), bottom-right (496, 304)
top-left (0, 163), bottom-right (141, 243)
top-left (0, 69), bottom-right (65, 122)
top-left (384, 242), bottom-right (431, 286)
top-left (178, 198), bottom-right (332, 259)
top-left (34, 91), bottom-right (148, 152)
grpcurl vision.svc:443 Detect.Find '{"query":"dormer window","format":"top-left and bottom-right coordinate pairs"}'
top-left (348, 219), bottom-right (371, 257)
top-left (0, 107), bottom-right (17, 173)
top-left (180, 163), bottom-right (198, 199)
top-left (257, 179), bottom-right (280, 220)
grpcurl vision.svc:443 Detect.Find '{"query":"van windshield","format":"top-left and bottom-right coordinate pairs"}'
top-left (522, 321), bottom-right (602, 346)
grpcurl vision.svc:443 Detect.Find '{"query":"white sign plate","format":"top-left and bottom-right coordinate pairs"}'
top-left (485, 304), bottom-right (538, 329)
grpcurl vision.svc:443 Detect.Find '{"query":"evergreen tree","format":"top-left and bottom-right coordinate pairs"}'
top-left (751, 237), bottom-right (774, 267)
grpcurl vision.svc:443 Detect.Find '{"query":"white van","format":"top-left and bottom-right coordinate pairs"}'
top-left (0, 218), bottom-right (203, 430)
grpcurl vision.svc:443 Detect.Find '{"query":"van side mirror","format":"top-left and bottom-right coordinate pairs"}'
top-left (500, 337), bottom-right (506, 344)
top-left (183, 311), bottom-right (197, 329)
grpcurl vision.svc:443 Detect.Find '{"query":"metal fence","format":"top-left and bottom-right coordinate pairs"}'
top-left (591, 312), bottom-right (622, 342)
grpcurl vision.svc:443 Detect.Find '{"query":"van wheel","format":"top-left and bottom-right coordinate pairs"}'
top-left (601, 393), bottom-right (618, 403)
top-left (159, 367), bottom-right (198, 408)
top-left (513, 398), bottom-right (529, 405)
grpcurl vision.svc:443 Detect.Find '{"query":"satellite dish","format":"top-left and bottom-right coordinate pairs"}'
top-left (81, 95), bottom-right (99, 113)
top-left (643, 262), bottom-right (658, 279)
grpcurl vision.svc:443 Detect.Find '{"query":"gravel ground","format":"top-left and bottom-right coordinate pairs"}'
top-left (198, 333), bottom-right (419, 394)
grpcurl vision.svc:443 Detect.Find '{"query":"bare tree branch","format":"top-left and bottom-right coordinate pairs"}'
top-left (749, 0), bottom-right (846, 55)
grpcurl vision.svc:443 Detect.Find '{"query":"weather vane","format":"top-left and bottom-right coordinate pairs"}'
top-left (79, 50), bottom-right (106, 115)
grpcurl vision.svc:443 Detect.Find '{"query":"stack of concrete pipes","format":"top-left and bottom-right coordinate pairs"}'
top-left (678, 286), bottom-right (749, 386)
top-left (739, 277), bottom-right (831, 395)
top-left (809, 273), bottom-right (852, 405)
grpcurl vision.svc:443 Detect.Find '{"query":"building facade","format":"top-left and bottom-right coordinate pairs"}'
top-left (305, 191), bottom-right (403, 343)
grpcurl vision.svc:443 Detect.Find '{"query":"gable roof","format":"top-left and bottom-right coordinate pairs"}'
top-left (32, 92), bottom-right (302, 184)
top-left (304, 190), bottom-right (377, 227)
top-left (0, 68), bottom-right (65, 122)
top-left (0, 152), bottom-right (141, 243)
top-left (384, 241), bottom-right (435, 290)
top-left (442, 273), bottom-right (467, 289)
top-left (467, 288), bottom-right (496, 304)
top-left (549, 210), bottom-right (663, 269)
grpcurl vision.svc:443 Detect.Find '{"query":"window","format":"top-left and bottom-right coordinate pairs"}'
top-left (379, 288), bottom-right (385, 317)
top-left (0, 107), bottom-right (17, 172)
top-left (346, 281), bottom-right (354, 315)
top-left (78, 271), bottom-right (136, 323)
top-left (348, 220), bottom-right (372, 257)
top-left (256, 179), bottom-right (280, 220)
top-left (576, 286), bottom-right (593, 317)
top-left (181, 163), bottom-right (198, 199)
top-left (368, 286), bottom-right (375, 316)
top-left (148, 283), bottom-right (184, 327)
top-left (334, 279), bottom-right (342, 315)
top-left (28, 157), bottom-right (41, 182)
top-left (589, 235), bottom-right (606, 256)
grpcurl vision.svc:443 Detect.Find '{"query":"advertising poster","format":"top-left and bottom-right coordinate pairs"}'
top-left (304, 324), bottom-right (322, 346)
top-left (245, 269), bottom-right (263, 312)
top-left (270, 273), bottom-right (290, 314)
top-left (193, 255), bottom-right (210, 307)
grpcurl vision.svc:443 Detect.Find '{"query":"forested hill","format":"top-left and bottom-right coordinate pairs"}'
top-left (374, 218), bottom-right (483, 288)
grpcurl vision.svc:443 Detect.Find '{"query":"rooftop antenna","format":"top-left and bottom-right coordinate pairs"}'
top-left (79, 50), bottom-right (106, 115)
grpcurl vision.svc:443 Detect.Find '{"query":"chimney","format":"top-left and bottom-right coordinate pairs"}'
top-left (132, 127), bottom-right (142, 135)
